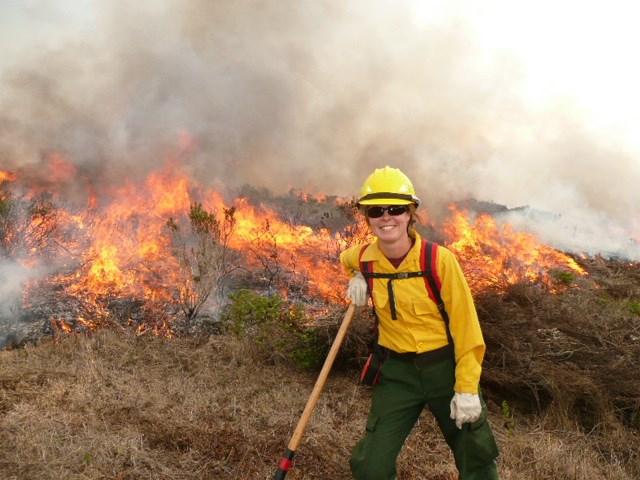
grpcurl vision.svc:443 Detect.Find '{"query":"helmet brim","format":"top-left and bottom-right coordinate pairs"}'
top-left (357, 192), bottom-right (420, 207)
top-left (357, 198), bottom-right (415, 206)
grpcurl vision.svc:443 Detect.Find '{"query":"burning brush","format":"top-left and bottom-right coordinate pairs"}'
top-left (1, 155), bottom-right (587, 347)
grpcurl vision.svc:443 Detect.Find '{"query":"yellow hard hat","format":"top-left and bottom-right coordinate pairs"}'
top-left (357, 166), bottom-right (420, 207)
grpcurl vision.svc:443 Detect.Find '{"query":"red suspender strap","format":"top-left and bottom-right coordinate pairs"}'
top-left (358, 244), bottom-right (380, 333)
top-left (428, 241), bottom-right (441, 290)
top-left (358, 244), bottom-right (374, 305)
top-left (421, 240), bottom-right (454, 345)
top-left (420, 240), bottom-right (441, 304)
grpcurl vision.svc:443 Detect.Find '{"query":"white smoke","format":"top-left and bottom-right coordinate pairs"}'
top-left (0, 260), bottom-right (38, 347)
top-left (0, 0), bottom-right (639, 258)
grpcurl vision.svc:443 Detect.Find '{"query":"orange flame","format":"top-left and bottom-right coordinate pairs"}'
top-left (5, 154), bottom-right (595, 338)
top-left (45, 152), bottom-right (77, 184)
top-left (226, 197), bottom-right (353, 301)
top-left (443, 205), bottom-right (586, 292)
top-left (37, 159), bottom-right (354, 336)
top-left (1, 170), bottom-right (17, 183)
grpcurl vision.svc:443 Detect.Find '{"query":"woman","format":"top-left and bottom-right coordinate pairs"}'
top-left (340, 166), bottom-right (499, 480)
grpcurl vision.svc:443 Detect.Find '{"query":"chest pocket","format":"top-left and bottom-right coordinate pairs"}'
top-left (410, 297), bottom-right (446, 333)
top-left (412, 296), bottom-right (441, 316)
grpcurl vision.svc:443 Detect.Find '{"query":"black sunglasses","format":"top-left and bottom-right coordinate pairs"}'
top-left (365, 205), bottom-right (410, 218)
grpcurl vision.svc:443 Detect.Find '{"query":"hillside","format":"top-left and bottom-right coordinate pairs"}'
top-left (1, 257), bottom-right (639, 480)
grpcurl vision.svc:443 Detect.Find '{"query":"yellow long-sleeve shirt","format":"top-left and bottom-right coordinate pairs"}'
top-left (340, 231), bottom-right (486, 393)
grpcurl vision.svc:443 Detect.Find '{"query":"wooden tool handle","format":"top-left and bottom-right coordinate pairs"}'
top-left (272, 304), bottom-right (357, 479)
top-left (287, 303), bottom-right (356, 450)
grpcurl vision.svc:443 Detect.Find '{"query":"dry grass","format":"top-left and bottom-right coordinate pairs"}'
top-left (0, 330), bottom-right (367, 479)
top-left (1, 258), bottom-right (640, 479)
top-left (0, 323), bottom-right (638, 479)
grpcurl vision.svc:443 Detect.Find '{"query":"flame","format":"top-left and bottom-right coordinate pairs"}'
top-left (1, 170), bottom-right (17, 183)
top-left (82, 244), bottom-right (127, 291)
top-left (45, 152), bottom-right (77, 184)
top-left (3, 153), bottom-right (596, 339)
top-left (60, 162), bottom-right (190, 305)
top-left (11, 157), bottom-right (358, 336)
top-left (443, 205), bottom-right (586, 292)
top-left (226, 197), bottom-right (354, 301)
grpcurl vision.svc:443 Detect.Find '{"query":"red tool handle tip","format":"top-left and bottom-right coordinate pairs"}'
top-left (272, 448), bottom-right (296, 479)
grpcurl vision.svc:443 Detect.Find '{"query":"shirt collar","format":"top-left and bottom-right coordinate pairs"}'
top-left (360, 230), bottom-right (423, 266)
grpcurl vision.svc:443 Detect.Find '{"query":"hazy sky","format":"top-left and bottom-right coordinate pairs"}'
top-left (1, 0), bottom-right (639, 258)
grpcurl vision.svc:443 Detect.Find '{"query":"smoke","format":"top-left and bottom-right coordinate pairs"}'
top-left (1, 0), bottom-right (639, 258)
top-left (0, 260), bottom-right (36, 315)
top-left (0, 260), bottom-right (39, 347)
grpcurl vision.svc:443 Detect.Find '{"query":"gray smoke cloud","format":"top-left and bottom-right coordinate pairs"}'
top-left (0, 260), bottom-right (40, 347)
top-left (1, 0), bottom-right (639, 258)
top-left (0, 261), bottom-right (29, 317)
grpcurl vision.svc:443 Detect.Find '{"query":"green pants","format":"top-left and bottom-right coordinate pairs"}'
top-left (350, 356), bottom-right (499, 480)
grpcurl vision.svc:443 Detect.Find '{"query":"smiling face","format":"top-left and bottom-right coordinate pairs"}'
top-left (366, 204), bottom-right (413, 252)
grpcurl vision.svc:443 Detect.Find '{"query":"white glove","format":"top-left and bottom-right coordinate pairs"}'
top-left (346, 271), bottom-right (368, 306)
top-left (450, 392), bottom-right (482, 429)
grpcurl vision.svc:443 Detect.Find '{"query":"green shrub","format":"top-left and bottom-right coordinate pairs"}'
top-left (549, 269), bottom-right (575, 286)
top-left (628, 300), bottom-right (640, 316)
top-left (221, 289), bottom-right (327, 369)
top-left (502, 400), bottom-right (516, 433)
top-left (631, 409), bottom-right (640, 429)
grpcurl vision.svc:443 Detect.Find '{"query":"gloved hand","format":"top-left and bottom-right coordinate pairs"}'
top-left (347, 271), bottom-right (368, 306)
top-left (450, 392), bottom-right (482, 429)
